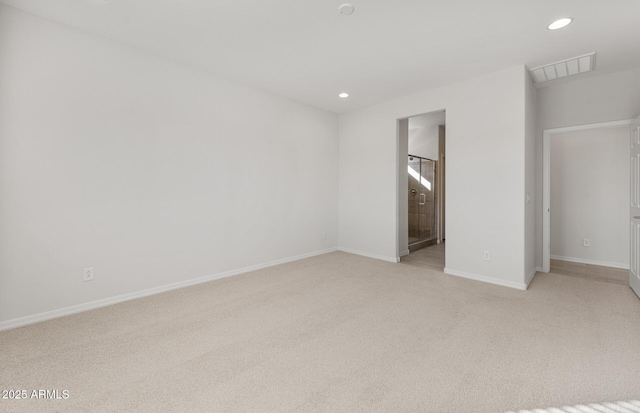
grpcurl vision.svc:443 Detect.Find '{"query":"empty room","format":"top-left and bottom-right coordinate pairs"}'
top-left (1, 1), bottom-right (640, 412)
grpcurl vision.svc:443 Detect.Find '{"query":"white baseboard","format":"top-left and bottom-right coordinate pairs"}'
top-left (0, 247), bottom-right (339, 332)
top-left (536, 266), bottom-right (549, 273)
top-left (525, 267), bottom-right (537, 289)
top-left (550, 255), bottom-right (629, 270)
top-left (444, 268), bottom-right (527, 290)
top-left (338, 248), bottom-right (399, 263)
top-left (399, 249), bottom-right (410, 258)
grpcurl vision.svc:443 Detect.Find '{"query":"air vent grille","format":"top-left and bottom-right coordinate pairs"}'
top-left (529, 53), bottom-right (596, 84)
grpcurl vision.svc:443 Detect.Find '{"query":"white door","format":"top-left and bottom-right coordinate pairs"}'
top-left (630, 115), bottom-right (640, 299)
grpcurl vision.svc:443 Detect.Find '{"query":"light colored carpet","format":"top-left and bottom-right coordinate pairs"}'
top-left (1, 251), bottom-right (639, 413)
top-left (506, 400), bottom-right (640, 413)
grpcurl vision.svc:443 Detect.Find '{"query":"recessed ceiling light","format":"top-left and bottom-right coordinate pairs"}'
top-left (338, 92), bottom-right (349, 98)
top-left (548, 17), bottom-right (573, 30)
top-left (338, 4), bottom-right (355, 15)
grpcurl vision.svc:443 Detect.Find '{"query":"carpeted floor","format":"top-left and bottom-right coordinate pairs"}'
top-left (1, 250), bottom-right (639, 413)
top-left (506, 400), bottom-right (640, 413)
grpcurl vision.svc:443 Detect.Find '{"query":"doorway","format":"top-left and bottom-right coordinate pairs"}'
top-left (397, 110), bottom-right (446, 267)
top-left (542, 119), bottom-right (632, 276)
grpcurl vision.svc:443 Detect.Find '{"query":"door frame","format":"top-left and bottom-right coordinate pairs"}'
top-left (630, 115), bottom-right (640, 298)
top-left (396, 109), bottom-right (446, 260)
top-left (542, 119), bottom-right (633, 272)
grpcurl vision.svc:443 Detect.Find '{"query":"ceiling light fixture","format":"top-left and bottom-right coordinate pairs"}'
top-left (548, 17), bottom-right (573, 30)
top-left (338, 92), bottom-right (349, 98)
top-left (338, 4), bottom-right (355, 15)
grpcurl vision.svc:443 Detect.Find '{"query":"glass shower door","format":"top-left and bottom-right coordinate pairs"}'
top-left (408, 156), bottom-right (436, 250)
top-left (408, 157), bottom-right (422, 245)
top-left (420, 158), bottom-right (435, 241)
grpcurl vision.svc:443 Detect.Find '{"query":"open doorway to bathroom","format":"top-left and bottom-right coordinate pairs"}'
top-left (397, 110), bottom-right (446, 269)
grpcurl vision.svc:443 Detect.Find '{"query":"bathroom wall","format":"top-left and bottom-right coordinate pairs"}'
top-left (408, 111), bottom-right (445, 160)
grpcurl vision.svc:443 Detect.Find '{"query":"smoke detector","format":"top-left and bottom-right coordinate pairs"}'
top-left (339, 4), bottom-right (355, 15)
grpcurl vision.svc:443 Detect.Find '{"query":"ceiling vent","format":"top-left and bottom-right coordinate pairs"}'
top-left (529, 52), bottom-right (596, 84)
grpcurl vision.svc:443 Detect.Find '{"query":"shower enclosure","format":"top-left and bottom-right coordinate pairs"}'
top-left (408, 155), bottom-right (437, 251)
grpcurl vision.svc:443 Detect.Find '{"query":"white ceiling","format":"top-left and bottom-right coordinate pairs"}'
top-left (3, 0), bottom-right (640, 114)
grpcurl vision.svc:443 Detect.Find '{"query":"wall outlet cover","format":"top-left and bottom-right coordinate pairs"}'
top-left (83, 267), bottom-right (94, 281)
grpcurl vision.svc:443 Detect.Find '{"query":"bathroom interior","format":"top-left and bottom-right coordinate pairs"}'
top-left (408, 154), bottom-right (436, 251)
top-left (406, 111), bottom-right (445, 257)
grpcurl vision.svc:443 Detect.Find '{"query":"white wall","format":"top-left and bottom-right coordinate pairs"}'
top-left (550, 127), bottom-right (629, 268)
top-left (0, 6), bottom-right (339, 326)
top-left (536, 68), bottom-right (640, 268)
top-left (408, 111), bottom-right (445, 160)
top-left (339, 65), bottom-right (530, 289)
top-left (525, 73), bottom-right (537, 283)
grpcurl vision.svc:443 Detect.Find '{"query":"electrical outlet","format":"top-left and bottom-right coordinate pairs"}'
top-left (483, 250), bottom-right (491, 261)
top-left (83, 267), bottom-right (94, 282)
top-left (583, 238), bottom-right (591, 247)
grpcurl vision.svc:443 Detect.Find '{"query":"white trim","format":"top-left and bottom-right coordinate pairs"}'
top-left (542, 119), bottom-right (632, 274)
top-left (443, 268), bottom-right (527, 290)
top-left (396, 118), bottom-right (403, 260)
top-left (0, 248), bottom-right (339, 332)
top-left (525, 268), bottom-right (537, 288)
top-left (550, 255), bottom-right (630, 270)
top-left (399, 249), bottom-right (410, 257)
top-left (339, 248), bottom-right (399, 263)
top-left (536, 266), bottom-right (548, 273)
top-left (543, 130), bottom-right (551, 272)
